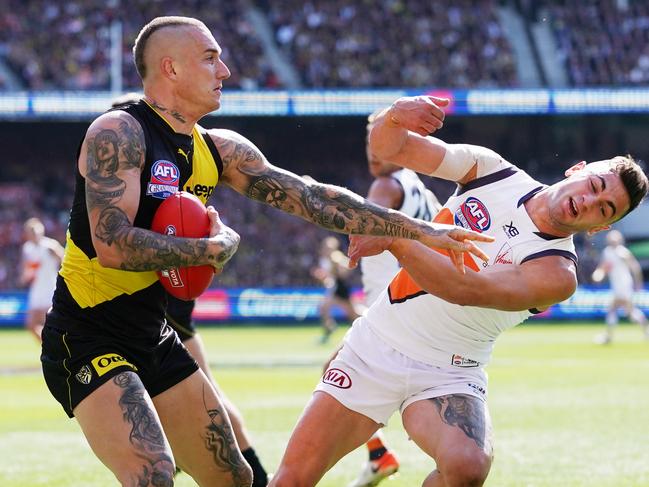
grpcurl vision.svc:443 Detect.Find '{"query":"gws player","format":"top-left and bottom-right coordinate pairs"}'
top-left (269, 95), bottom-right (648, 487)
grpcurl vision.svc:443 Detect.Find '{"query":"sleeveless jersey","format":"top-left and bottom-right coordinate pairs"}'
top-left (48, 100), bottom-right (223, 339)
top-left (364, 151), bottom-right (577, 367)
top-left (361, 168), bottom-right (438, 306)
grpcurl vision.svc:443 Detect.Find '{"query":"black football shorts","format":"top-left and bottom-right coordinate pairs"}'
top-left (165, 294), bottom-right (196, 342)
top-left (41, 323), bottom-right (198, 417)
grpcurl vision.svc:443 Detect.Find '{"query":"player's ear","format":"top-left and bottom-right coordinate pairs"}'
top-left (565, 161), bottom-right (587, 177)
top-left (587, 224), bottom-right (611, 236)
top-left (161, 57), bottom-right (177, 79)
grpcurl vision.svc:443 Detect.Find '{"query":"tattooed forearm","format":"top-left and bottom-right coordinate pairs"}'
top-left (114, 373), bottom-right (174, 486)
top-left (94, 206), bottom-right (219, 271)
top-left (213, 228), bottom-right (240, 267)
top-left (430, 395), bottom-right (488, 449)
top-left (202, 385), bottom-right (251, 486)
top-left (216, 133), bottom-right (441, 240)
top-left (249, 172), bottom-right (419, 238)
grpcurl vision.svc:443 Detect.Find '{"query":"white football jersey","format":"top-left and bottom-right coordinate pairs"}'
top-left (602, 245), bottom-right (634, 297)
top-left (22, 237), bottom-right (60, 309)
top-left (361, 169), bottom-right (438, 306)
top-left (364, 148), bottom-right (577, 367)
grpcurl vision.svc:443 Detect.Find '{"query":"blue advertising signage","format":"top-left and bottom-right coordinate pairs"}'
top-left (1, 287), bottom-right (647, 326)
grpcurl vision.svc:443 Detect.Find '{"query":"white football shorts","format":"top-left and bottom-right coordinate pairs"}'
top-left (315, 319), bottom-right (488, 425)
top-left (28, 282), bottom-right (55, 310)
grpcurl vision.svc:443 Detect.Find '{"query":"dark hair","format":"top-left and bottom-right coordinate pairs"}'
top-left (614, 155), bottom-right (648, 218)
top-left (132, 16), bottom-right (205, 80)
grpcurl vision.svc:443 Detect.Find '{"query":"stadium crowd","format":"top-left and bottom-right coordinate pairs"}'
top-left (3, 0), bottom-right (649, 90)
top-left (542, 0), bottom-right (649, 86)
top-left (264, 0), bottom-right (518, 88)
top-left (0, 0), bottom-right (277, 90)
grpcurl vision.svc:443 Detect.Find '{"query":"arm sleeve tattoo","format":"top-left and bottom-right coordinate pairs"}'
top-left (219, 134), bottom-right (437, 240)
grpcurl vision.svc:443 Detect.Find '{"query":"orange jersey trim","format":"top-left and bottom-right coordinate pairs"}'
top-left (388, 208), bottom-right (479, 303)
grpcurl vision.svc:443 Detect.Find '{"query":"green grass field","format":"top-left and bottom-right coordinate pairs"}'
top-left (1, 322), bottom-right (649, 487)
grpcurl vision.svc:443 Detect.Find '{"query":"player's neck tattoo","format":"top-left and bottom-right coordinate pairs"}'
top-left (146, 98), bottom-right (187, 124)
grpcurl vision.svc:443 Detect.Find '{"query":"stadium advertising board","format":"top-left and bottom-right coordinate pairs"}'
top-left (3, 88), bottom-right (649, 119)
top-left (1, 287), bottom-right (648, 326)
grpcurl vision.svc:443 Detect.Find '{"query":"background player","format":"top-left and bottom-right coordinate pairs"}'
top-left (591, 229), bottom-right (648, 344)
top-left (311, 236), bottom-right (362, 344)
top-left (20, 217), bottom-right (63, 342)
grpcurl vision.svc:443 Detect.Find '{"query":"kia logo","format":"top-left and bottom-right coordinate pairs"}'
top-left (322, 368), bottom-right (352, 389)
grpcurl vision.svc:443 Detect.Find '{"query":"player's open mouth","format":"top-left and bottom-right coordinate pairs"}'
top-left (569, 197), bottom-right (578, 217)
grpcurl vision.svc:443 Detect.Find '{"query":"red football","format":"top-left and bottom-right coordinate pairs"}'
top-left (151, 191), bottom-right (215, 300)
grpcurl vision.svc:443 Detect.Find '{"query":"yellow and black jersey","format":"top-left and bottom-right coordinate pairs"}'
top-left (47, 100), bottom-right (223, 339)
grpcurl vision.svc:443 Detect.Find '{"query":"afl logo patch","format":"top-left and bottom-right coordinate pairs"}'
top-left (455, 197), bottom-right (491, 232)
top-left (147, 160), bottom-right (180, 199)
top-left (151, 160), bottom-right (179, 184)
top-left (322, 368), bottom-right (352, 389)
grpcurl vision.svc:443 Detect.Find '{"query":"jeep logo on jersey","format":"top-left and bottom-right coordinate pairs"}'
top-left (322, 368), bottom-right (352, 389)
top-left (91, 353), bottom-right (138, 377)
top-left (147, 160), bottom-right (180, 199)
top-left (455, 197), bottom-right (491, 232)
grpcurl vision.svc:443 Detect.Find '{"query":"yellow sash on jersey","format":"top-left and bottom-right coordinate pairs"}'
top-left (59, 232), bottom-right (158, 308)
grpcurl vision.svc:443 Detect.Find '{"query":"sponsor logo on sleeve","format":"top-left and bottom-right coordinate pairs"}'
top-left (91, 353), bottom-right (138, 377)
top-left (147, 160), bottom-right (180, 199)
top-left (454, 197), bottom-right (491, 232)
top-left (75, 365), bottom-right (93, 385)
top-left (451, 354), bottom-right (481, 368)
top-left (322, 368), bottom-right (352, 389)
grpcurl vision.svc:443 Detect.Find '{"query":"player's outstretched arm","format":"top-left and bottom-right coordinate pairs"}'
top-left (81, 112), bottom-right (237, 272)
top-left (370, 96), bottom-right (502, 185)
top-left (381, 239), bottom-right (577, 311)
top-left (212, 129), bottom-right (493, 265)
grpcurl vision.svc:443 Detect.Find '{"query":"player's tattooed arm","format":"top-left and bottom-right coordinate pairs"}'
top-left (82, 112), bottom-right (233, 271)
top-left (213, 129), bottom-right (493, 260)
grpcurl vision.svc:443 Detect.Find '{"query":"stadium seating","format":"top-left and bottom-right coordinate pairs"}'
top-left (538, 0), bottom-right (649, 86)
top-left (263, 0), bottom-right (518, 88)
